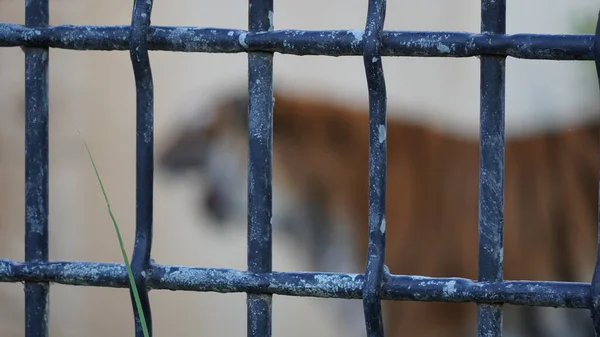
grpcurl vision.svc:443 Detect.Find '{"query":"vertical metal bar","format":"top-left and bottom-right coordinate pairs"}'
top-left (361, 0), bottom-right (388, 336)
top-left (129, 0), bottom-right (155, 336)
top-left (247, 0), bottom-right (274, 337)
top-left (478, 0), bottom-right (506, 336)
top-left (24, 0), bottom-right (50, 336)
top-left (588, 9), bottom-right (600, 337)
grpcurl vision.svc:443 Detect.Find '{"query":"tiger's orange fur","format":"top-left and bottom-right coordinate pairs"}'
top-left (158, 89), bottom-right (599, 337)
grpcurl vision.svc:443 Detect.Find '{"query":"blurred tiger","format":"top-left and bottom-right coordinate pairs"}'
top-left (158, 88), bottom-right (599, 337)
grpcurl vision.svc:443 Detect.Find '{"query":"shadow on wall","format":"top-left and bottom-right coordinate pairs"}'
top-left (0, 0), bottom-right (599, 336)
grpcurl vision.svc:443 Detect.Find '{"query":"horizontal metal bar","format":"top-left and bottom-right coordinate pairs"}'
top-left (0, 259), bottom-right (591, 308)
top-left (0, 24), bottom-right (593, 60)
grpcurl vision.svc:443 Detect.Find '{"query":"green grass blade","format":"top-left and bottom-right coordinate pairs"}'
top-left (81, 136), bottom-right (150, 337)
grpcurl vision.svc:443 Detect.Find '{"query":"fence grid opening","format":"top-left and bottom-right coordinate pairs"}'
top-left (1, 0), bottom-right (600, 337)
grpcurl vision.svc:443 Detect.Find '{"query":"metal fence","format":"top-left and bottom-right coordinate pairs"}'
top-left (0, 0), bottom-right (599, 336)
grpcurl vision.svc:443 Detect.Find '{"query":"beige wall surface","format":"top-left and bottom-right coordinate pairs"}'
top-left (1, 0), bottom-right (600, 336)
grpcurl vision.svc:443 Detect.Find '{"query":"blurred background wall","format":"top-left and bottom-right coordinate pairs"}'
top-left (1, 0), bottom-right (599, 336)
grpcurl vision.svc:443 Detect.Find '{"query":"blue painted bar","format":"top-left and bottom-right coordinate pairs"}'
top-left (24, 0), bottom-right (50, 336)
top-left (0, 259), bottom-right (593, 309)
top-left (247, 0), bottom-right (274, 337)
top-left (589, 9), bottom-right (600, 337)
top-left (478, 0), bottom-right (506, 336)
top-left (0, 24), bottom-right (594, 60)
top-left (361, 0), bottom-right (387, 335)
top-left (128, 0), bottom-right (155, 336)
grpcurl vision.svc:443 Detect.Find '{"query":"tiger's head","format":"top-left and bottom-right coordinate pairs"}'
top-left (158, 90), bottom-right (364, 272)
top-left (158, 91), bottom-right (327, 247)
top-left (158, 93), bottom-right (251, 224)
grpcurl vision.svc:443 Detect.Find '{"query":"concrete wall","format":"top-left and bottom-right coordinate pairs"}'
top-left (0, 0), bottom-right (599, 336)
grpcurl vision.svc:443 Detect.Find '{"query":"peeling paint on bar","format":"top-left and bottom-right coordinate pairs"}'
top-left (0, 24), bottom-right (594, 60)
top-left (378, 124), bottom-right (386, 143)
top-left (126, 1), bottom-right (157, 335)
top-left (247, 0), bottom-right (274, 336)
top-left (478, 0), bottom-right (506, 335)
top-left (362, 1), bottom-right (387, 335)
top-left (0, 259), bottom-right (592, 309)
top-left (24, 0), bottom-right (50, 335)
